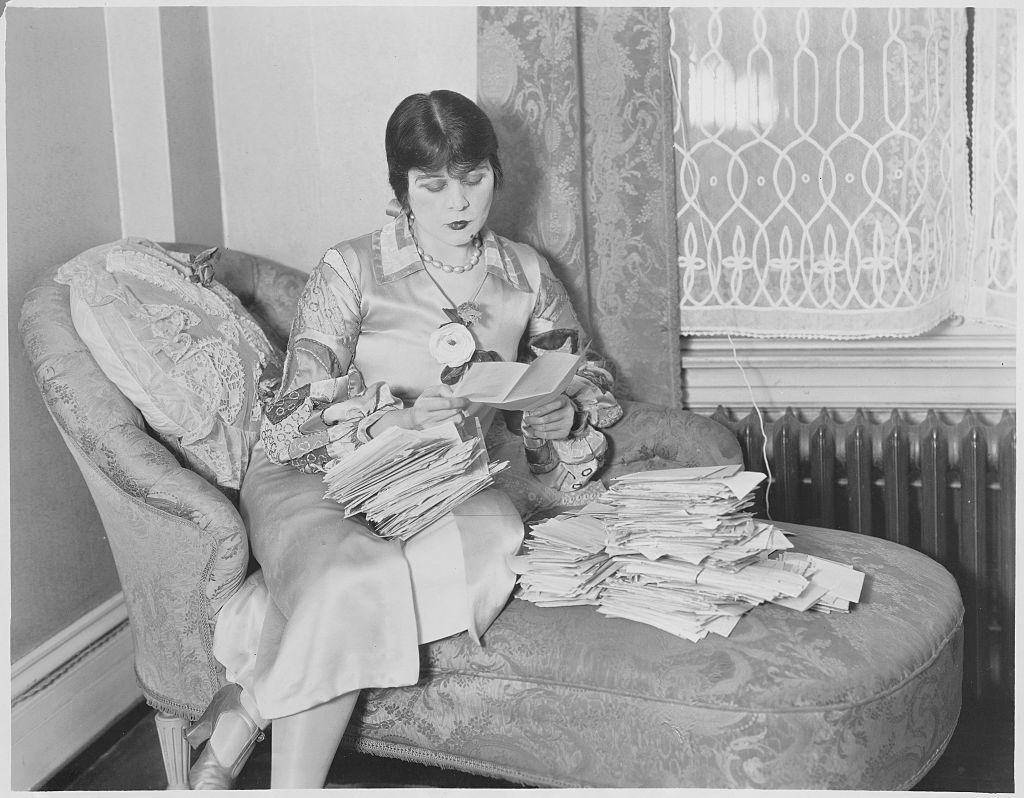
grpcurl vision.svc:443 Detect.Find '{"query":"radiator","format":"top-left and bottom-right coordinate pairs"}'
top-left (710, 406), bottom-right (1016, 705)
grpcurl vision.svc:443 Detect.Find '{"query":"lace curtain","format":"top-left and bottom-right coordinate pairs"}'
top-left (967, 8), bottom-right (1018, 327)
top-left (671, 7), bottom-right (975, 338)
top-left (476, 7), bottom-right (1014, 401)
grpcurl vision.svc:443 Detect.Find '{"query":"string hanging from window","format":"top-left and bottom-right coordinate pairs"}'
top-left (965, 8), bottom-right (1018, 328)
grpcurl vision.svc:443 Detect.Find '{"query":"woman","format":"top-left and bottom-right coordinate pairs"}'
top-left (185, 89), bottom-right (621, 789)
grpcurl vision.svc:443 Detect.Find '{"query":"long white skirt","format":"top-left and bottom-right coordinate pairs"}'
top-left (212, 443), bottom-right (524, 720)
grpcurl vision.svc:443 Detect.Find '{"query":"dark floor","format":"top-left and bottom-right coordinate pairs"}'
top-left (44, 698), bottom-right (1013, 791)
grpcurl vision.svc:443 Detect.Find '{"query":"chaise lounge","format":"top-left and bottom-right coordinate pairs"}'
top-left (20, 243), bottom-right (963, 789)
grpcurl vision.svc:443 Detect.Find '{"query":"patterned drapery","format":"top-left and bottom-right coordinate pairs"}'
top-left (478, 7), bottom-right (681, 405)
top-left (670, 7), bottom-right (972, 338)
top-left (967, 8), bottom-right (1018, 327)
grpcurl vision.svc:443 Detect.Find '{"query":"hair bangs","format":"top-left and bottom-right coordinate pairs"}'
top-left (386, 90), bottom-right (503, 207)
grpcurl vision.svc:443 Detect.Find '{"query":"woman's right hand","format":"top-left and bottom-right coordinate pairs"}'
top-left (401, 384), bottom-right (470, 429)
top-left (370, 384), bottom-right (470, 436)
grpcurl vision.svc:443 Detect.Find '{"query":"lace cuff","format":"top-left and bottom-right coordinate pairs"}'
top-left (526, 427), bottom-right (610, 492)
top-left (261, 375), bottom-right (401, 473)
top-left (515, 341), bottom-right (621, 492)
top-left (564, 365), bottom-right (623, 430)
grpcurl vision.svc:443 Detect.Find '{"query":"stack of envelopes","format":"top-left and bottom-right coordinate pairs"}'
top-left (510, 512), bottom-right (616, 607)
top-left (600, 466), bottom-right (789, 570)
top-left (593, 465), bottom-right (805, 640)
top-left (323, 418), bottom-right (507, 541)
top-left (760, 550), bottom-right (866, 613)
top-left (512, 464), bottom-right (864, 642)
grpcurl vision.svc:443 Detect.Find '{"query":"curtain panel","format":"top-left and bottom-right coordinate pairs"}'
top-left (670, 7), bottom-right (972, 339)
top-left (478, 7), bottom-right (681, 405)
top-left (966, 8), bottom-right (1018, 328)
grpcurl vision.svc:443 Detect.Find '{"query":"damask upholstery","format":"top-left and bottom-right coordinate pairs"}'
top-left (20, 246), bottom-right (961, 789)
top-left (20, 247), bottom-right (305, 718)
top-left (345, 525), bottom-right (963, 789)
top-left (479, 7), bottom-right (683, 407)
top-left (18, 245), bottom-right (743, 720)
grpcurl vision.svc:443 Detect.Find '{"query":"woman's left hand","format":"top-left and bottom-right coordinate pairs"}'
top-left (522, 395), bottom-right (575, 440)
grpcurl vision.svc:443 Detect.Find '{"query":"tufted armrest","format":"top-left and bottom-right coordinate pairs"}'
top-left (20, 265), bottom-right (231, 522)
top-left (602, 399), bottom-right (743, 479)
top-left (19, 264), bottom-right (256, 716)
top-left (20, 246), bottom-right (310, 717)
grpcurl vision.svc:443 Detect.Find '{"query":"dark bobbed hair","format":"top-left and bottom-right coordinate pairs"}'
top-left (385, 90), bottom-right (503, 209)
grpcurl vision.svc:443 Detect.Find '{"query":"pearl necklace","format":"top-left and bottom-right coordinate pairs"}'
top-left (414, 232), bottom-right (483, 274)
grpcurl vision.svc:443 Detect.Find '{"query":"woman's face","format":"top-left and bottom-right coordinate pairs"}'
top-left (406, 161), bottom-right (494, 253)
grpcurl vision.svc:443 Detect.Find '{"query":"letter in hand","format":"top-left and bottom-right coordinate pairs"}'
top-left (521, 394), bottom-right (575, 440)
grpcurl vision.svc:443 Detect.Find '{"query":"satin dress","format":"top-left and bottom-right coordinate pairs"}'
top-left (213, 214), bottom-right (620, 720)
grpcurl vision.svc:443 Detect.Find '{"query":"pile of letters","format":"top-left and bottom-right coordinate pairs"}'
top-left (513, 465), bottom-right (864, 642)
top-left (324, 419), bottom-right (506, 541)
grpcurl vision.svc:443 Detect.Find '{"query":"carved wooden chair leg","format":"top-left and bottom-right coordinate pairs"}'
top-left (153, 711), bottom-right (191, 789)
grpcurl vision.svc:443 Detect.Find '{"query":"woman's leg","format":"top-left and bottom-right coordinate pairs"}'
top-left (404, 488), bottom-right (524, 644)
top-left (240, 450), bottom-right (421, 720)
top-left (270, 691), bottom-right (360, 789)
top-left (186, 684), bottom-right (268, 789)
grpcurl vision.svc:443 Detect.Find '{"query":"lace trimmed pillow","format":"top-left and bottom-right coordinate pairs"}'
top-left (56, 238), bottom-right (282, 490)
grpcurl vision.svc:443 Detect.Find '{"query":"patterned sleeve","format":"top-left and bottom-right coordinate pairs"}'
top-left (517, 256), bottom-right (624, 492)
top-left (259, 248), bottom-right (402, 473)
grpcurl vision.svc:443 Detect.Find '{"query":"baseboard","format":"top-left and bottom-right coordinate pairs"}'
top-left (11, 593), bottom-right (142, 790)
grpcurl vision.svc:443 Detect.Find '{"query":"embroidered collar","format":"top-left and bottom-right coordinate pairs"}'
top-left (371, 213), bottom-right (530, 292)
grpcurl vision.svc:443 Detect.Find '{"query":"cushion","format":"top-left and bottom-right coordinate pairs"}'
top-left (55, 238), bottom-right (282, 489)
top-left (347, 523), bottom-right (963, 789)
